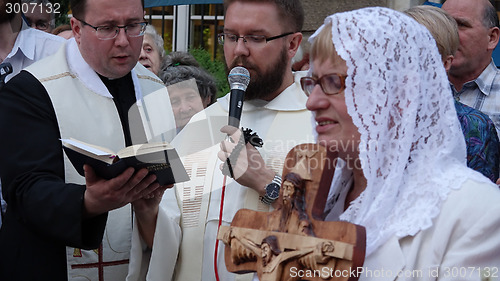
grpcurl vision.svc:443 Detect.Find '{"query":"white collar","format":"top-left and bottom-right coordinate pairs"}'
top-left (7, 21), bottom-right (34, 61)
top-left (66, 38), bottom-right (143, 101)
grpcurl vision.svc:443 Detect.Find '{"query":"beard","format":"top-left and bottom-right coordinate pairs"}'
top-left (228, 46), bottom-right (289, 101)
top-left (0, 0), bottom-right (20, 23)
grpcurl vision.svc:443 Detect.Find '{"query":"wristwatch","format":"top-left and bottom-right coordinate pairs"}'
top-left (260, 174), bottom-right (282, 205)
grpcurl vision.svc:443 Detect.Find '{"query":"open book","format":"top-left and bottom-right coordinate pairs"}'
top-left (61, 138), bottom-right (189, 185)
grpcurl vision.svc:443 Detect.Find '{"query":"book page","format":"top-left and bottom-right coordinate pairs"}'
top-left (61, 138), bottom-right (116, 156)
top-left (118, 142), bottom-right (173, 159)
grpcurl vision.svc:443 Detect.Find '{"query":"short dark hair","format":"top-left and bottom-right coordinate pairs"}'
top-left (161, 52), bottom-right (217, 106)
top-left (70, 0), bottom-right (144, 20)
top-left (223, 0), bottom-right (304, 32)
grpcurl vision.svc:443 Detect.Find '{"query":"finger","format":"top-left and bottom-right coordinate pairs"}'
top-left (220, 140), bottom-right (237, 153)
top-left (221, 125), bottom-right (242, 143)
top-left (102, 166), bottom-right (136, 191)
top-left (220, 125), bottom-right (239, 135)
top-left (129, 173), bottom-right (158, 199)
top-left (217, 150), bottom-right (232, 162)
top-left (83, 164), bottom-right (99, 185)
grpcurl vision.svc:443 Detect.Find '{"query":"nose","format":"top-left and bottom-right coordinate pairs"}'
top-left (305, 85), bottom-right (329, 111)
top-left (139, 48), bottom-right (147, 60)
top-left (114, 28), bottom-right (130, 47)
top-left (178, 100), bottom-right (192, 113)
top-left (232, 38), bottom-right (250, 57)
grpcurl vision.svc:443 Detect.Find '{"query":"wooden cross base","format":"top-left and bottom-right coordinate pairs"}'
top-left (217, 144), bottom-right (366, 281)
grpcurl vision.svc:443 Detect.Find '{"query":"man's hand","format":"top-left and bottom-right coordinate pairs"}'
top-left (132, 184), bottom-right (173, 248)
top-left (218, 125), bottom-right (275, 195)
top-left (83, 164), bottom-right (161, 218)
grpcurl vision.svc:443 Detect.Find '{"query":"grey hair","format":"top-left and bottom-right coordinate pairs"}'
top-left (21, 0), bottom-right (56, 28)
top-left (144, 25), bottom-right (166, 59)
top-left (160, 51), bottom-right (217, 105)
top-left (483, 0), bottom-right (500, 28)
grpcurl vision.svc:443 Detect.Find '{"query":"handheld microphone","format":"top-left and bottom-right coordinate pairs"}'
top-left (0, 62), bottom-right (13, 90)
top-left (227, 66), bottom-right (250, 127)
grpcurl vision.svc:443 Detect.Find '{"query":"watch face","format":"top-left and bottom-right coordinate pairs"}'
top-left (266, 183), bottom-right (280, 200)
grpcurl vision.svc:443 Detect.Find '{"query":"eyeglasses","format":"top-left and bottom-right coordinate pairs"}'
top-left (76, 18), bottom-right (147, 40)
top-left (217, 32), bottom-right (294, 47)
top-left (26, 19), bottom-right (50, 31)
top-left (300, 74), bottom-right (347, 96)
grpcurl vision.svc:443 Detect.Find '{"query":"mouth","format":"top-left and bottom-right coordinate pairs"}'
top-left (316, 117), bottom-right (338, 126)
top-left (315, 117), bottom-right (338, 134)
top-left (317, 120), bottom-right (336, 126)
top-left (113, 55), bottom-right (130, 62)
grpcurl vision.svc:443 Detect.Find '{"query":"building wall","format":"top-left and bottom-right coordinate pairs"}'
top-left (302, 0), bottom-right (428, 35)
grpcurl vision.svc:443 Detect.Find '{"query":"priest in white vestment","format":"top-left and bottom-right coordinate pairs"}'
top-left (145, 1), bottom-right (314, 280)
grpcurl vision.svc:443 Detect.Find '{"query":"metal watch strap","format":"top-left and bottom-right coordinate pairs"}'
top-left (260, 174), bottom-right (282, 205)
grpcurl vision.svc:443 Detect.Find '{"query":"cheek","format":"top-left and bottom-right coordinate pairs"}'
top-left (190, 100), bottom-right (205, 112)
top-left (171, 105), bottom-right (181, 116)
top-left (130, 40), bottom-right (144, 59)
top-left (153, 53), bottom-right (162, 65)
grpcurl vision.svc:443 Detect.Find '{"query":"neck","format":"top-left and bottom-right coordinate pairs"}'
top-left (448, 61), bottom-right (491, 92)
top-left (0, 14), bottom-right (23, 62)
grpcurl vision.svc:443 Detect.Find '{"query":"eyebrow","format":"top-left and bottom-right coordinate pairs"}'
top-left (94, 18), bottom-right (145, 26)
top-left (223, 28), bottom-right (268, 35)
top-left (454, 17), bottom-right (472, 28)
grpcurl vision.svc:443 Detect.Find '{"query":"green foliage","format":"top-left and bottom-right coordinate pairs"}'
top-left (189, 48), bottom-right (229, 98)
top-left (51, 0), bottom-right (70, 26)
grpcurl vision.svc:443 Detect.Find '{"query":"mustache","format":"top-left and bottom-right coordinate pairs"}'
top-left (229, 57), bottom-right (257, 71)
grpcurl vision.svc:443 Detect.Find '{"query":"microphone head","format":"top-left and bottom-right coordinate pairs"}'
top-left (228, 66), bottom-right (250, 91)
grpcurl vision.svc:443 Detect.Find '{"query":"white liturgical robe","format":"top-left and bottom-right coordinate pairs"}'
top-left (25, 39), bottom-right (181, 281)
top-left (162, 71), bottom-right (314, 281)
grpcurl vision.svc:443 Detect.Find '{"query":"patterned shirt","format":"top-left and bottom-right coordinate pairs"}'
top-left (452, 59), bottom-right (500, 137)
top-left (455, 100), bottom-right (500, 182)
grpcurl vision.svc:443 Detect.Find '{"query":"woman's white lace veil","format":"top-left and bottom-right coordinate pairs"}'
top-left (309, 7), bottom-right (490, 256)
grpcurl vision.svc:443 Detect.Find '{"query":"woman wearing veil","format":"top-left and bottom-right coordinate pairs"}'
top-left (303, 7), bottom-right (500, 278)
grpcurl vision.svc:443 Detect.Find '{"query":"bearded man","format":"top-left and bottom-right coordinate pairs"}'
top-left (159, 0), bottom-right (314, 280)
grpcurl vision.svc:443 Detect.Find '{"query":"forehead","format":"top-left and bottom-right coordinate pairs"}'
top-left (143, 35), bottom-right (157, 47)
top-left (312, 55), bottom-right (347, 77)
top-left (443, 0), bottom-right (485, 21)
top-left (168, 80), bottom-right (199, 97)
top-left (224, 2), bottom-right (282, 34)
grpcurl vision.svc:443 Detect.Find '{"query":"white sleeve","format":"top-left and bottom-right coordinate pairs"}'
top-left (127, 187), bottom-right (181, 281)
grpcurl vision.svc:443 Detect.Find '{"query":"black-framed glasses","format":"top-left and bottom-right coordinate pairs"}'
top-left (300, 74), bottom-right (347, 96)
top-left (76, 18), bottom-right (147, 40)
top-left (217, 32), bottom-right (294, 47)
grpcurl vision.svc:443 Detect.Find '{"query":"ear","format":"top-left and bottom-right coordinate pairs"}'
top-left (70, 17), bottom-right (81, 44)
top-left (288, 32), bottom-right (303, 59)
top-left (443, 55), bottom-right (454, 73)
top-left (487, 26), bottom-right (500, 51)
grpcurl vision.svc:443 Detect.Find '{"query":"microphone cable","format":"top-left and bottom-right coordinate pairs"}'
top-left (214, 175), bottom-right (228, 281)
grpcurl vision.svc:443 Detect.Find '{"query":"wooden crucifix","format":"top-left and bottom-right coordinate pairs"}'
top-left (217, 144), bottom-right (366, 281)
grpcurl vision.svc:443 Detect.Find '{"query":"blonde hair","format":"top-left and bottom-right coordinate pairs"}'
top-left (404, 5), bottom-right (459, 61)
top-left (310, 22), bottom-right (343, 67)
